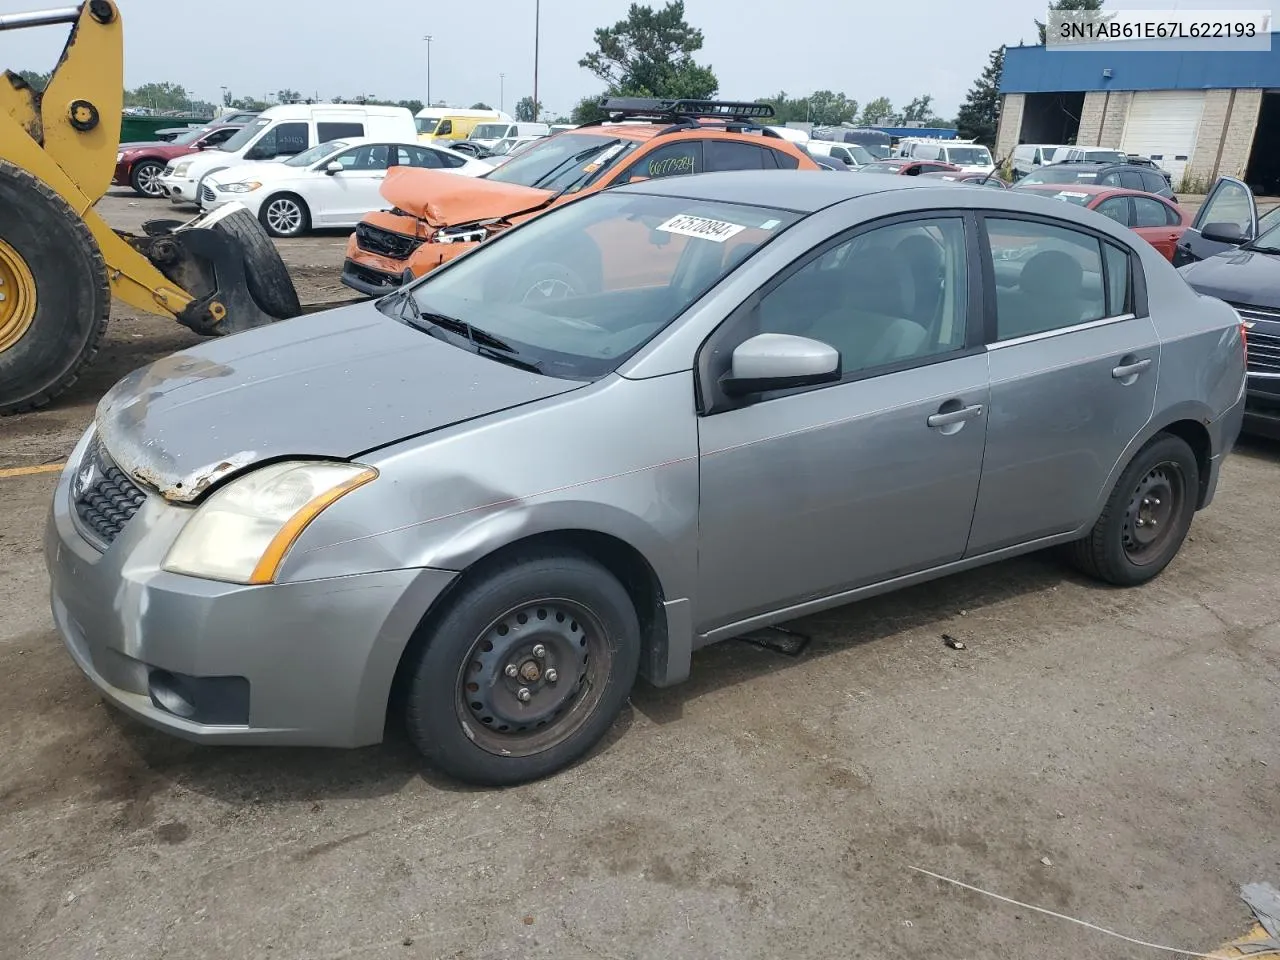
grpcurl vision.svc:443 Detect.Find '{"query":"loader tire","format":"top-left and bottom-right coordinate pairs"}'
top-left (0, 161), bottom-right (109, 416)
top-left (210, 207), bottom-right (301, 319)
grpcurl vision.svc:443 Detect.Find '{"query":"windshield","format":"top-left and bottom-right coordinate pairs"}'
top-left (1019, 166), bottom-right (1099, 184)
top-left (846, 144), bottom-right (875, 165)
top-left (173, 127), bottom-right (211, 146)
top-left (285, 141), bottom-right (347, 167)
top-left (485, 133), bottom-right (637, 192)
top-left (220, 118), bottom-right (269, 153)
top-left (400, 192), bottom-right (799, 379)
top-left (473, 124), bottom-right (510, 140)
top-left (946, 146), bottom-right (992, 165)
top-left (416, 117), bottom-right (439, 135)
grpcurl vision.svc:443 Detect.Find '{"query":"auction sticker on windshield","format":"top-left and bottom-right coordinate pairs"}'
top-left (657, 214), bottom-right (746, 243)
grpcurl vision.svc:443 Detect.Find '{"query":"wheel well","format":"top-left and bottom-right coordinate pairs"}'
top-left (389, 530), bottom-right (667, 715)
top-left (1158, 419), bottom-right (1212, 507)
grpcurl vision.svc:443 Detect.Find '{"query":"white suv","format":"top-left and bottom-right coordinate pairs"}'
top-left (903, 140), bottom-right (995, 175)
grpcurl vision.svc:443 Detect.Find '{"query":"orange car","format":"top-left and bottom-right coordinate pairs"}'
top-left (341, 98), bottom-right (822, 298)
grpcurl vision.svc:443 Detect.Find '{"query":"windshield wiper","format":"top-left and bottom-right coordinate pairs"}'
top-left (1245, 244), bottom-right (1280, 254)
top-left (529, 139), bottom-right (622, 190)
top-left (395, 293), bottom-right (540, 370)
top-left (474, 345), bottom-right (543, 373)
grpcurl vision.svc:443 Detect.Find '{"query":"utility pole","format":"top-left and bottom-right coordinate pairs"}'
top-left (423, 34), bottom-right (433, 108)
top-left (532, 0), bottom-right (540, 122)
top-left (500, 73), bottom-right (505, 113)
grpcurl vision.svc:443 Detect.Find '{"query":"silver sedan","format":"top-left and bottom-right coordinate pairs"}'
top-left (46, 171), bottom-right (1247, 785)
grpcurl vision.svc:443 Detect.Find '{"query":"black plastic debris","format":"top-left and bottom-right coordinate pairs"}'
top-left (942, 634), bottom-right (967, 650)
top-left (738, 624), bottom-right (811, 657)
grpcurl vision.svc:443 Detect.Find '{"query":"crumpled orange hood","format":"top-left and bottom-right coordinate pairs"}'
top-left (381, 167), bottom-right (554, 227)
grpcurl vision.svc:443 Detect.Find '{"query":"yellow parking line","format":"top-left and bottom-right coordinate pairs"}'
top-left (0, 462), bottom-right (65, 479)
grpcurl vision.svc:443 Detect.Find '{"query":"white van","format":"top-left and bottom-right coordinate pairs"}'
top-left (1048, 145), bottom-right (1129, 165)
top-left (157, 103), bottom-right (417, 206)
top-left (415, 107), bottom-right (512, 140)
top-left (1011, 143), bottom-right (1068, 179)
top-left (901, 138), bottom-right (995, 175)
top-left (467, 121), bottom-right (550, 148)
top-left (805, 139), bottom-right (874, 168)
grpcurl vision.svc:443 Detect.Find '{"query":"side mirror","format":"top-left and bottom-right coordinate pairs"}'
top-left (1201, 221), bottom-right (1247, 245)
top-left (325, 161), bottom-right (344, 175)
top-left (720, 333), bottom-right (841, 397)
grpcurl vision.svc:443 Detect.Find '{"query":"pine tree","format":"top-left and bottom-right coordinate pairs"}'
top-left (956, 46), bottom-right (1004, 147)
top-left (1036, 0), bottom-right (1104, 44)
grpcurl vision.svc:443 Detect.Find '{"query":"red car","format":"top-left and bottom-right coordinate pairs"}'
top-left (1015, 184), bottom-right (1190, 261)
top-left (113, 123), bottom-right (247, 198)
top-left (856, 158), bottom-right (961, 176)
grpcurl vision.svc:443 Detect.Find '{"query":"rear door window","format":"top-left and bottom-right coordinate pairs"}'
top-left (1133, 196), bottom-right (1176, 227)
top-left (705, 140), bottom-right (772, 170)
top-left (1140, 171), bottom-right (1167, 193)
top-left (1120, 171), bottom-right (1145, 190)
top-left (1095, 197), bottom-right (1132, 226)
top-left (245, 121), bottom-right (309, 160)
top-left (318, 121), bottom-right (365, 142)
top-left (1098, 171), bottom-right (1122, 187)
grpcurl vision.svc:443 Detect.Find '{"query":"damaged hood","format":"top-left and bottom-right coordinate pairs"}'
top-left (381, 166), bottom-right (553, 227)
top-left (96, 303), bottom-right (583, 502)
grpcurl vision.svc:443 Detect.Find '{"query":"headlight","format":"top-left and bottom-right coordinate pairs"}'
top-left (162, 461), bottom-right (377, 584)
top-left (432, 225), bottom-right (488, 245)
top-left (116, 152), bottom-right (124, 162)
top-left (173, 161), bottom-right (192, 176)
top-left (217, 181), bottom-right (262, 194)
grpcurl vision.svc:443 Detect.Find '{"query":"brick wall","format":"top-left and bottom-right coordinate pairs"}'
top-left (1097, 91), bottom-right (1133, 147)
top-left (1184, 88), bottom-right (1262, 189)
top-left (995, 93), bottom-right (1025, 162)
top-left (1075, 91), bottom-right (1108, 145)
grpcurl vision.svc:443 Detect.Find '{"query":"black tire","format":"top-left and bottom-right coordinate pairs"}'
top-left (404, 550), bottom-right (641, 786)
top-left (258, 193), bottom-right (311, 239)
top-left (0, 161), bottom-right (109, 415)
top-left (1068, 433), bottom-right (1199, 586)
top-left (512, 261), bottom-right (592, 304)
top-left (129, 159), bottom-right (166, 198)
top-left (210, 207), bottom-right (301, 319)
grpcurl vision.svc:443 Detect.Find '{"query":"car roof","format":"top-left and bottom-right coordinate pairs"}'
top-left (614, 169), bottom-right (946, 212)
top-left (1019, 183), bottom-right (1174, 202)
top-left (1047, 161), bottom-right (1148, 172)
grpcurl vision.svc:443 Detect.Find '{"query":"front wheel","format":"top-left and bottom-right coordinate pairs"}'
top-left (259, 194), bottom-right (310, 238)
top-left (130, 160), bottom-right (166, 198)
top-left (1067, 433), bottom-right (1199, 586)
top-left (404, 551), bottom-right (641, 785)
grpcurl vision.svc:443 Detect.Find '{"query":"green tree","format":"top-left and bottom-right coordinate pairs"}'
top-left (398, 99), bottom-right (425, 114)
top-left (277, 88), bottom-right (301, 103)
top-left (955, 46), bottom-right (1004, 146)
top-left (859, 97), bottom-right (894, 126)
top-left (571, 94), bottom-right (609, 126)
top-left (125, 81), bottom-right (194, 112)
top-left (470, 101), bottom-right (493, 110)
top-left (579, 1), bottom-right (717, 100)
top-left (515, 96), bottom-right (544, 122)
top-left (1037, 0), bottom-right (1105, 44)
top-left (758, 90), bottom-right (858, 126)
top-left (14, 69), bottom-right (50, 91)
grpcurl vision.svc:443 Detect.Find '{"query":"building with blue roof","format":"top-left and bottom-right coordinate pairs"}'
top-left (995, 34), bottom-right (1280, 192)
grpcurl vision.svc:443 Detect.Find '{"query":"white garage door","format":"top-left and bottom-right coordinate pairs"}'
top-left (1120, 91), bottom-right (1206, 185)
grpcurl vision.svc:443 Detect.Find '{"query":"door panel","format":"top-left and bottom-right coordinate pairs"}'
top-left (316, 144), bottom-right (391, 225)
top-left (1175, 175), bottom-right (1256, 265)
top-left (696, 356), bottom-right (990, 631)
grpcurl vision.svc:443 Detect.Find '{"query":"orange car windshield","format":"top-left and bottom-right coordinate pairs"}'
top-left (485, 133), bottom-right (637, 192)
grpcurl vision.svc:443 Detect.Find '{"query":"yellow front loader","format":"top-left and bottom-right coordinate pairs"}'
top-left (0, 1), bottom-right (303, 414)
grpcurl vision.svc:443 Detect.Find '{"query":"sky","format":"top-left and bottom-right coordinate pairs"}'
top-left (0, 0), bottom-right (1258, 120)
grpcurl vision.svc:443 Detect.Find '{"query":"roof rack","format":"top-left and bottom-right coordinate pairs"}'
top-left (598, 97), bottom-right (776, 122)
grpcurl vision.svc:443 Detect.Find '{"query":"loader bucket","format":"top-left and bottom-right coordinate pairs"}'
top-left (127, 203), bottom-right (304, 336)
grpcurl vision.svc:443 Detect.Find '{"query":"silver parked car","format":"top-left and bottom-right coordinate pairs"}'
top-left (46, 173), bottom-right (1247, 785)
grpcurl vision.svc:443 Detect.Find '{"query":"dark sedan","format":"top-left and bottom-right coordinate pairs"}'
top-left (1175, 177), bottom-right (1280, 438)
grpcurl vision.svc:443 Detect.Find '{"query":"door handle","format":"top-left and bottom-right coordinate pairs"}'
top-left (928, 403), bottom-right (984, 428)
top-left (1112, 357), bottom-right (1152, 379)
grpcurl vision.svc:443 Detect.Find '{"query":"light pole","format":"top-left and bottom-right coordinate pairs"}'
top-left (500, 73), bottom-right (505, 113)
top-left (532, 0), bottom-right (540, 122)
top-left (423, 34), bottom-right (433, 108)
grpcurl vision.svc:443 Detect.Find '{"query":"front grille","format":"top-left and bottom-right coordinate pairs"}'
top-left (1233, 306), bottom-right (1280, 375)
top-left (73, 440), bottom-right (147, 547)
top-left (355, 222), bottom-right (422, 260)
top-left (200, 184), bottom-right (216, 204)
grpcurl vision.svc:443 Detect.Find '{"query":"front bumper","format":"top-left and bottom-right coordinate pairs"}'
top-left (44, 434), bottom-right (457, 748)
top-left (341, 231), bottom-right (478, 296)
top-left (157, 173), bottom-right (198, 204)
top-left (112, 159), bottom-right (130, 187)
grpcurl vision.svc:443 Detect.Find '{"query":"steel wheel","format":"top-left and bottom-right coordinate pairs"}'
top-left (522, 277), bottom-right (575, 302)
top-left (1121, 462), bottom-right (1185, 565)
top-left (132, 161), bottom-right (165, 197)
top-left (0, 237), bottom-right (37, 353)
top-left (455, 598), bottom-right (613, 758)
top-left (264, 197), bottom-right (305, 237)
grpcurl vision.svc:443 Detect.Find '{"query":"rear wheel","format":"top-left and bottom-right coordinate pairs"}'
top-left (1068, 434), bottom-right (1199, 586)
top-left (0, 161), bottom-right (109, 415)
top-left (210, 207), bottom-right (301, 319)
top-left (259, 194), bottom-right (310, 239)
top-left (129, 160), bottom-right (165, 198)
top-left (403, 550), bottom-right (641, 785)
